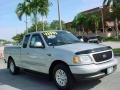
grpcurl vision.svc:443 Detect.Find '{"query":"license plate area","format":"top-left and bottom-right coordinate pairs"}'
top-left (107, 67), bottom-right (113, 74)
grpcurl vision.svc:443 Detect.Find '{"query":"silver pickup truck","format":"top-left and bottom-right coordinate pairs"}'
top-left (4, 30), bottom-right (118, 90)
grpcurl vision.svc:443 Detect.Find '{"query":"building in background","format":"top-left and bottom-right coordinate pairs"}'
top-left (65, 6), bottom-right (120, 37)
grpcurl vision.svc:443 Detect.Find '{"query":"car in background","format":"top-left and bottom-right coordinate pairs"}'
top-left (76, 35), bottom-right (88, 42)
top-left (88, 35), bottom-right (103, 44)
top-left (88, 36), bottom-right (99, 44)
top-left (77, 35), bottom-right (103, 44)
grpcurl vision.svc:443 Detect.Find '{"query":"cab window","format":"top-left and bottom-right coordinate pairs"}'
top-left (29, 34), bottom-right (44, 48)
top-left (23, 35), bottom-right (30, 48)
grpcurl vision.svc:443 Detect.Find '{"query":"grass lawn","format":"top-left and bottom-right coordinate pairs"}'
top-left (113, 48), bottom-right (120, 53)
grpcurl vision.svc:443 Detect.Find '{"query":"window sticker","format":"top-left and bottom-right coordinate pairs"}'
top-left (43, 31), bottom-right (58, 36)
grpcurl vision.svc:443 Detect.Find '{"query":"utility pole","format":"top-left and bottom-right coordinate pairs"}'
top-left (35, 12), bottom-right (38, 32)
top-left (42, 16), bottom-right (45, 31)
top-left (25, 14), bottom-right (28, 34)
top-left (57, 0), bottom-right (62, 30)
top-left (100, 7), bottom-right (105, 33)
top-left (35, 0), bottom-right (38, 32)
top-left (25, 1), bottom-right (29, 34)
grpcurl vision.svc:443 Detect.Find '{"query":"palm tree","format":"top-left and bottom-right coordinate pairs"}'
top-left (103, 0), bottom-right (117, 6)
top-left (26, 0), bottom-right (49, 31)
top-left (77, 14), bottom-right (87, 34)
top-left (38, 0), bottom-right (49, 31)
top-left (73, 13), bottom-right (88, 35)
top-left (73, 13), bottom-right (101, 35)
top-left (103, 0), bottom-right (119, 38)
top-left (89, 14), bottom-right (100, 35)
top-left (16, 1), bottom-right (30, 33)
top-left (103, 0), bottom-right (111, 6)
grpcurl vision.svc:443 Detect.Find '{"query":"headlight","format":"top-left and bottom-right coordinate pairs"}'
top-left (80, 55), bottom-right (92, 64)
top-left (73, 55), bottom-right (92, 64)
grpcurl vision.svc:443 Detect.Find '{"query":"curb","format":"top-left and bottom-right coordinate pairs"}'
top-left (114, 53), bottom-right (120, 56)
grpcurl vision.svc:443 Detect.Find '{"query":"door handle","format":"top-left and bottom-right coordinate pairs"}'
top-left (47, 53), bottom-right (52, 56)
top-left (27, 52), bottom-right (30, 55)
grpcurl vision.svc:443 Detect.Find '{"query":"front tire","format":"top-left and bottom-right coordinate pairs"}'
top-left (8, 59), bottom-right (20, 75)
top-left (53, 64), bottom-right (74, 90)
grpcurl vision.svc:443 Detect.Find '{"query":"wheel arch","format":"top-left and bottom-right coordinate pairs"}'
top-left (49, 60), bottom-right (70, 80)
top-left (7, 56), bottom-right (14, 68)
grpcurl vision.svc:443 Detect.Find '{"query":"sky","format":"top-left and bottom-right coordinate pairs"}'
top-left (0, 0), bottom-right (103, 41)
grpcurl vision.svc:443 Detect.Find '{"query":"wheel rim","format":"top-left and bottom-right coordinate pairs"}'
top-left (10, 62), bottom-right (15, 73)
top-left (55, 69), bottom-right (67, 87)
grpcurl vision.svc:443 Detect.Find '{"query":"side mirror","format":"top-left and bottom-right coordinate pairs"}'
top-left (34, 42), bottom-right (43, 48)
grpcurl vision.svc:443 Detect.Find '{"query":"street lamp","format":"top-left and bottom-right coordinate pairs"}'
top-left (99, 6), bottom-right (105, 33)
top-left (57, 0), bottom-right (62, 30)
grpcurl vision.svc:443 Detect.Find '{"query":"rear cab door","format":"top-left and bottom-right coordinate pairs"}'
top-left (20, 34), bottom-right (31, 68)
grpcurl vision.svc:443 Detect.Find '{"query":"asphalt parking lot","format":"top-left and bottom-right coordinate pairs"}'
top-left (0, 57), bottom-right (120, 90)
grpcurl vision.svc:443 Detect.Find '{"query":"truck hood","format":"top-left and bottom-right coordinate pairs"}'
top-left (55, 43), bottom-right (108, 53)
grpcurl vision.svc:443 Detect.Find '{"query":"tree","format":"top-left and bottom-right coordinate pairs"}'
top-left (103, 0), bottom-right (120, 38)
top-left (12, 33), bottom-right (25, 43)
top-left (12, 21), bottom-right (50, 43)
top-left (89, 14), bottom-right (101, 34)
top-left (27, 21), bottom-right (50, 33)
top-left (73, 13), bottom-right (88, 34)
top-left (26, 0), bottom-right (49, 31)
top-left (38, 0), bottom-right (49, 31)
top-left (103, 0), bottom-right (112, 6)
top-left (111, 0), bottom-right (120, 19)
top-left (16, 1), bottom-right (31, 33)
top-left (50, 20), bottom-right (65, 30)
top-left (73, 13), bottom-right (101, 35)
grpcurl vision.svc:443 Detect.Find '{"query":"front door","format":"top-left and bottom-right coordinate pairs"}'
top-left (21, 33), bottom-right (50, 73)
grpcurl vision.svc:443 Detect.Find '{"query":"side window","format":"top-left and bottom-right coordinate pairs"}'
top-left (29, 34), bottom-right (44, 48)
top-left (23, 35), bottom-right (30, 48)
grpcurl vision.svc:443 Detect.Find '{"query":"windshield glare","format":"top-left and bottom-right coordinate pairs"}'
top-left (42, 31), bottom-right (80, 46)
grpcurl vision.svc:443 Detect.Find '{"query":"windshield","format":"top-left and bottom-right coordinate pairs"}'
top-left (42, 31), bottom-right (80, 46)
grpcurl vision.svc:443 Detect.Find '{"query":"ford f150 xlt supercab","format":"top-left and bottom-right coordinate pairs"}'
top-left (4, 30), bottom-right (118, 90)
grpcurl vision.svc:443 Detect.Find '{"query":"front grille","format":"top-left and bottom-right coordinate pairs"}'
top-left (93, 51), bottom-right (112, 62)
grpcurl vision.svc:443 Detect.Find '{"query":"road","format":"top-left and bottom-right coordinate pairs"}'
top-left (101, 42), bottom-right (120, 49)
top-left (0, 57), bottom-right (120, 90)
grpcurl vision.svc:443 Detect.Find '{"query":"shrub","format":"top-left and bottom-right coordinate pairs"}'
top-left (113, 48), bottom-right (120, 53)
top-left (104, 36), bottom-right (120, 41)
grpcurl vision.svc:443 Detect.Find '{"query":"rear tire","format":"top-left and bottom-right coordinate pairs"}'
top-left (53, 64), bottom-right (74, 90)
top-left (8, 59), bottom-right (20, 75)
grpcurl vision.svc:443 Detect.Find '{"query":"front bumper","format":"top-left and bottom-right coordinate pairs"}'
top-left (69, 58), bottom-right (118, 78)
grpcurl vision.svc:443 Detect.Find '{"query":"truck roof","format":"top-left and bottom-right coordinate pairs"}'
top-left (25, 30), bottom-right (63, 35)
